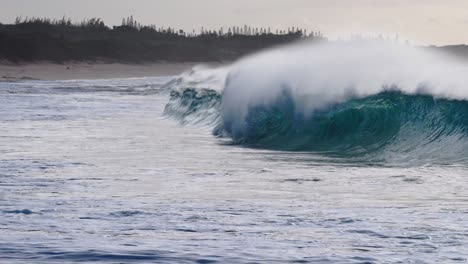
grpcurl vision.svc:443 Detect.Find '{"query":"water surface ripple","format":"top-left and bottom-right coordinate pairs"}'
top-left (0, 78), bottom-right (467, 263)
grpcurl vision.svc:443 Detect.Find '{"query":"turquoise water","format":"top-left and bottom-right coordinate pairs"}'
top-left (167, 87), bottom-right (468, 165)
top-left (1, 76), bottom-right (468, 263)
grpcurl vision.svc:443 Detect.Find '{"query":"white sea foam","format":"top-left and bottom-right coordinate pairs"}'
top-left (221, 40), bottom-right (468, 134)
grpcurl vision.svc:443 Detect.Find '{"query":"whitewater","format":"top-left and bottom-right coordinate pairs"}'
top-left (1, 41), bottom-right (468, 263)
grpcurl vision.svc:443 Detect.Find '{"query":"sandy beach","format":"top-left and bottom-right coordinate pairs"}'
top-left (0, 62), bottom-right (206, 81)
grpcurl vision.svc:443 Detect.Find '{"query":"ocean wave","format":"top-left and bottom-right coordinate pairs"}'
top-left (164, 88), bottom-right (221, 125)
top-left (163, 65), bottom-right (227, 125)
top-left (165, 86), bottom-right (468, 163)
top-left (164, 41), bottom-right (468, 164)
top-left (218, 90), bottom-right (468, 161)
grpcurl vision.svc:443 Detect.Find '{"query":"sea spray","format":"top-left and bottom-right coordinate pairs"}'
top-left (165, 40), bottom-right (468, 164)
top-left (220, 41), bottom-right (468, 138)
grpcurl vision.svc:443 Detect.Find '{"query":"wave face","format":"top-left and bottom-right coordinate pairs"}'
top-left (165, 41), bottom-right (468, 164)
top-left (163, 65), bottom-right (228, 125)
top-left (217, 89), bottom-right (468, 163)
top-left (164, 88), bottom-right (222, 125)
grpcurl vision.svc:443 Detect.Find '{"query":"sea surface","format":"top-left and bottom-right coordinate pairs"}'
top-left (1, 72), bottom-right (468, 264)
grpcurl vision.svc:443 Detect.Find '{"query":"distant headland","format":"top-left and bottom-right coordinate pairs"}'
top-left (0, 16), bottom-right (325, 63)
top-left (1, 16), bottom-right (468, 64)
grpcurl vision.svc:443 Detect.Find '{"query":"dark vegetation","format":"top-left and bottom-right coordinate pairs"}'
top-left (0, 16), bottom-right (326, 63)
top-left (1, 16), bottom-right (467, 63)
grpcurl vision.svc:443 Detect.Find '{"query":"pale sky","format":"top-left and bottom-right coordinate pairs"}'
top-left (2, 0), bottom-right (468, 45)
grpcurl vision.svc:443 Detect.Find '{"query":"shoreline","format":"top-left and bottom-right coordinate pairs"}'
top-left (0, 61), bottom-right (217, 81)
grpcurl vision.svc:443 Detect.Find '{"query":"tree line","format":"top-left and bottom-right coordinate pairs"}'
top-left (0, 16), bottom-right (326, 62)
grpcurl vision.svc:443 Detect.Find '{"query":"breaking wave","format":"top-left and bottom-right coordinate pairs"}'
top-left (164, 41), bottom-right (468, 164)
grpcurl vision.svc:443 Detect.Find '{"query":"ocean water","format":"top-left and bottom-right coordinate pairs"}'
top-left (2, 43), bottom-right (468, 263)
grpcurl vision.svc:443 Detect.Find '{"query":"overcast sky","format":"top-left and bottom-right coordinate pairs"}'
top-left (2, 0), bottom-right (468, 45)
